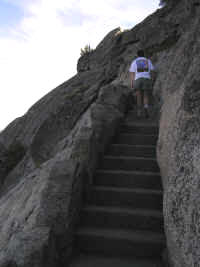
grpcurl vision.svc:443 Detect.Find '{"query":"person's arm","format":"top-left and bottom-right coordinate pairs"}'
top-left (130, 72), bottom-right (135, 89)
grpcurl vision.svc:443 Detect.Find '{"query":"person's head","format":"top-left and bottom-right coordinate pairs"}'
top-left (137, 49), bottom-right (145, 57)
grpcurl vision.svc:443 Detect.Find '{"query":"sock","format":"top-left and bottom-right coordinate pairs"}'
top-left (144, 104), bottom-right (149, 109)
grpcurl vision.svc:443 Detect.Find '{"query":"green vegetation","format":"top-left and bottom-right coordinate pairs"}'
top-left (80, 44), bottom-right (93, 56)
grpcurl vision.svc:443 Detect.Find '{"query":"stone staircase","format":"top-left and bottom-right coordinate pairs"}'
top-left (70, 110), bottom-right (165, 267)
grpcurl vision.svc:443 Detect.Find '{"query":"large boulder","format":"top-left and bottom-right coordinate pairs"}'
top-left (0, 70), bottom-right (129, 267)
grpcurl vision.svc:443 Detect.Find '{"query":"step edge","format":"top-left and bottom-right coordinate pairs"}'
top-left (91, 186), bottom-right (163, 195)
top-left (103, 155), bottom-right (158, 161)
top-left (95, 170), bottom-right (161, 176)
top-left (83, 205), bottom-right (164, 218)
top-left (118, 133), bottom-right (158, 137)
top-left (121, 122), bottom-right (158, 127)
top-left (109, 144), bottom-right (156, 148)
top-left (76, 227), bottom-right (166, 243)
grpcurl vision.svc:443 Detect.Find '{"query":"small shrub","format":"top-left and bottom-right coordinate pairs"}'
top-left (80, 44), bottom-right (93, 56)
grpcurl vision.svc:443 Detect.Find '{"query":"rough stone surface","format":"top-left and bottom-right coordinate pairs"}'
top-left (0, 75), bottom-right (129, 267)
top-left (155, 3), bottom-right (200, 267)
top-left (0, 0), bottom-right (200, 266)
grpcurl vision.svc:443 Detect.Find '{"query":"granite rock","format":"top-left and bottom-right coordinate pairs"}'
top-left (0, 74), bottom-right (129, 267)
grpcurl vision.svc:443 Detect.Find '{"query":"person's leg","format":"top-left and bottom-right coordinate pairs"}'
top-left (134, 79), bottom-right (143, 118)
top-left (144, 90), bottom-right (149, 106)
top-left (144, 91), bottom-right (150, 118)
top-left (143, 79), bottom-right (153, 118)
top-left (135, 90), bottom-right (142, 117)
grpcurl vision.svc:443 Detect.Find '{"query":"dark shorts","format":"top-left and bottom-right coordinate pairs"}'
top-left (134, 78), bottom-right (153, 93)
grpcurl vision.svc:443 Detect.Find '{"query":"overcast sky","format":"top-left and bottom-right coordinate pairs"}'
top-left (0, 0), bottom-right (160, 130)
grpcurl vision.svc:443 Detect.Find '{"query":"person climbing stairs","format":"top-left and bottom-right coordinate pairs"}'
top-left (70, 109), bottom-right (165, 267)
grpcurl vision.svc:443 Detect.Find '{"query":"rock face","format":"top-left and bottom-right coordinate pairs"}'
top-left (0, 76), bottom-right (129, 267)
top-left (156, 2), bottom-right (200, 267)
top-left (0, 0), bottom-right (200, 266)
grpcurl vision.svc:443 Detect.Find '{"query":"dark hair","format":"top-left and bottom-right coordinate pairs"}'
top-left (137, 49), bottom-right (145, 57)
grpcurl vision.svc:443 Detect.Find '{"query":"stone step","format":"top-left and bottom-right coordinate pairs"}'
top-left (100, 156), bottom-right (160, 172)
top-left (94, 170), bottom-right (162, 190)
top-left (125, 116), bottom-right (158, 124)
top-left (88, 186), bottom-right (163, 211)
top-left (115, 133), bottom-right (157, 146)
top-left (120, 123), bottom-right (158, 135)
top-left (70, 111), bottom-right (165, 265)
top-left (75, 227), bottom-right (165, 258)
top-left (70, 254), bottom-right (162, 267)
top-left (107, 144), bottom-right (156, 158)
top-left (125, 110), bottom-right (158, 121)
top-left (81, 206), bottom-right (164, 233)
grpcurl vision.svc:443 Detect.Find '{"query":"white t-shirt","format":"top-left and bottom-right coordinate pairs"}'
top-left (129, 57), bottom-right (154, 80)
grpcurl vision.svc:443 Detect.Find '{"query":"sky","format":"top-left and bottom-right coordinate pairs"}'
top-left (0, 0), bottom-right (160, 130)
